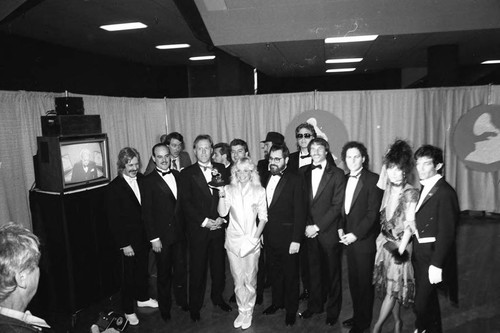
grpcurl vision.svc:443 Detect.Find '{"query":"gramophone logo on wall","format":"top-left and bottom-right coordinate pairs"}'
top-left (284, 110), bottom-right (349, 162)
top-left (452, 104), bottom-right (500, 172)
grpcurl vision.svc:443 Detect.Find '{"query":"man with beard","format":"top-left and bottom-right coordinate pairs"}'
top-left (261, 144), bottom-right (306, 326)
top-left (141, 143), bottom-right (186, 322)
top-left (180, 135), bottom-right (232, 322)
top-left (257, 132), bottom-right (285, 180)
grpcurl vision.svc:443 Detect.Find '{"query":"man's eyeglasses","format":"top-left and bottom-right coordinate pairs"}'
top-left (296, 133), bottom-right (312, 139)
top-left (269, 157), bottom-right (284, 163)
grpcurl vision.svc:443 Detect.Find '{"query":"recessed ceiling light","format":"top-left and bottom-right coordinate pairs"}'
top-left (325, 35), bottom-right (378, 43)
top-left (325, 58), bottom-right (363, 64)
top-left (100, 22), bottom-right (147, 31)
top-left (481, 60), bottom-right (500, 64)
top-left (156, 44), bottom-right (191, 50)
top-left (326, 68), bottom-right (356, 73)
top-left (189, 55), bottom-right (216, 61)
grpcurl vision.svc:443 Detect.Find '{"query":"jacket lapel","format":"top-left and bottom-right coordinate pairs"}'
top-left (119, 176), bottom-right (141, 207)
top-left (194, 166), bottom-right (212, 198)
top-left (349, 171), bottom-right (364, 211)
top-left (418, 178), bottom-right (442, 211)
top-left (268, 174), bottom-right (288, 209)
top-left (153, 171), bottom-right (176, 201)
top-left (313, 163), bottom-right (333, 204)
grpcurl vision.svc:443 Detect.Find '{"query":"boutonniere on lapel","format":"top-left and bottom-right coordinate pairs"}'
top-left (209, 168), bottom-right (226, 187)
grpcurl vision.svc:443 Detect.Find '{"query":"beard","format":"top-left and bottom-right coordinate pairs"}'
top-left (269, 164), bottom-right (284, 176)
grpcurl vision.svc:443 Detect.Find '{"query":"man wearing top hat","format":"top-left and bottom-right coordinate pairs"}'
top-left (257, 132), bottom-right (285, 180)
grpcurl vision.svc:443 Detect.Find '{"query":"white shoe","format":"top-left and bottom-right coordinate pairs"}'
top-left (241, 314), bottom-right (252, 330)
top-left (125, 313), bottom-right (139, 326)
top-left (137, 298), bottom-right (159, 308)
top-left (233, 313), bottom-right (245, 328)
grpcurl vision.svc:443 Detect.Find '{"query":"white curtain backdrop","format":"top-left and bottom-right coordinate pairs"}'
top-left (1, 85), bottom-right (499, 229)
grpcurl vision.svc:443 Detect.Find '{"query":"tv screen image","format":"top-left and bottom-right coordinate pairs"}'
top-left (36, 134), bottom-right (110, 192)
top-left (61, 142), bottom-right (105, 184)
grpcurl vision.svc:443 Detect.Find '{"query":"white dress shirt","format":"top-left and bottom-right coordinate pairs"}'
top-left (311, 160), bottom-right (327, 198)
top-left (298, 151), bottom-right (312, 168)
top-left (416, 174), bottom-right (442, 212)
top-left (266, 174), bottom-right (281, 207)
top-left (344, 168), bottom-right (362, 215)
top-left (123, 174), bottom-right (141, 204)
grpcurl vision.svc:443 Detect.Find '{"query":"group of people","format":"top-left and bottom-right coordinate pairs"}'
top-left (104, 124), bottom-right (459, 333)
top-left (0, 124), bottom-right (458, 333)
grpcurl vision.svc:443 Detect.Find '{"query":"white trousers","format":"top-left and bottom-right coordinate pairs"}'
top-left (227, 249), bottom-right (260, 315)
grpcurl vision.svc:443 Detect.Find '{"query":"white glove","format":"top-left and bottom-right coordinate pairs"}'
top-left (289, 242), bottom-right (300, 254)
top-left (428, 265), bottom-right (442, 284)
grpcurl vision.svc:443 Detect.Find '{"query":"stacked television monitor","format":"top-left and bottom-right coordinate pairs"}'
top-left (36, 134), bottom-right (110, 192)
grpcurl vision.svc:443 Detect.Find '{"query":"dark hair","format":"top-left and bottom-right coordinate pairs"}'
top-left (295, 123), bottom-right (317, 137)
top-left (214, 142), bottom-right (230, 157)
top-left (384, 140), bottom-right (414, 175)
top-left (341, 141), bottom-right (370, 170)
top-left (0, 223), bottom-right (40, 302)
top-left (229, 138), bottom-right (249, 153)
top-left (193, 134), bottom-right (213, 149)
top-left (269, 143), bottom-right (290, 159)
top-left (117, 147), bottom-right (141, 174)
top-left (308, 138), bottom-right (330, 154)
top-left (414, 144), bottom-right (444, 167)
top-left (165, 132), bottom-right (184, 145)
top-left (151, 143), bottom-right (169, 157)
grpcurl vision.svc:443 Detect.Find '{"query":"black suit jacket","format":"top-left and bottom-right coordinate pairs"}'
top-left (180, 162), bottom-right (228, 242)
top-left (263, 170), bottom-right (306, 248)
top-left (416, 178), bottom-right (459, 268)
top-left (304, 161), bottom-right (346, 246)
top-left (141, 170), bottom-right (183, 245)
top-left (106, 173), bottom-right (145, 249)
top-left (288, 151), bottom-right (336, 174)
top-left (340, 169), bottom-right (383, 253)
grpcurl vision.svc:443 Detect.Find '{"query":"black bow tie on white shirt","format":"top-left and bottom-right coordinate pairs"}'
top-left (349, 173), bottom-right (360, 179)
top-left (157, 168), bottom-right (171, 176)
top-left (199, 164), bottom-right (212, 171)
top-left (300, 154), bottom-right (311, 159)
top-left (311, 164), bottom-right (322, 170)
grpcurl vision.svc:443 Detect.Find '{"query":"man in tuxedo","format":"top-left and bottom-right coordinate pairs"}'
top-left (261, 144), bottom-right (306, 326)
top-left (180, 134), bottom-right (232, 321)
top-left (413, 145), bottom-right (459, 333)
top-left (107, 147), bottom-right (158, 326)
top-left (71, 148), bottom-right (98, 182)
top-left (144, 132), bottom-right (192, 175)
top-left (299, 138), bottom-right (346, 326)
top-left (213, 142), bottom-right (231, 169)
top-left (338, 142), bottom-right (383, 333)
top-left (141, 143), bottom-right (187, 322)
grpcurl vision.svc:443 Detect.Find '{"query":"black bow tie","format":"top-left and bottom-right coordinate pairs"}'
top-left (311, 164), bottom-right (323, 170)
top-left (199, 164), bottom-right (212, 171)
top-left (157, 168), bottom-right (171, 176)
top-left (300, 154), bottom-right (311, 159)
top-left (350, 173), bottom-right (360, 179)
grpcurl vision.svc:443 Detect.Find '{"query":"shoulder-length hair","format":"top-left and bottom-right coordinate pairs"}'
top-left (117, 147), bottom-right (141, 174)
top-left (230, 157), bottom-right (261, 186)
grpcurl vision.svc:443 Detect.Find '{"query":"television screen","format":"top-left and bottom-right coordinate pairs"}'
top-left (36, 134), bottom-right (110, 192)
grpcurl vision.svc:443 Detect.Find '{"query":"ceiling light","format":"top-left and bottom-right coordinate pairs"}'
top-left (100, 22), bottom-right (147, 31)
top-left (189, 55), bottom-right (216, 61)
top-left (156, 44), bottom-right (191, 50)
top-left (325, 58), bottom-right (363, 64)
top-left (326, 68), bottom-right (356, 73)
top-left (481, 60), bottom-right (500, 64)
top-left (325, 35), bottom-right (378, 43)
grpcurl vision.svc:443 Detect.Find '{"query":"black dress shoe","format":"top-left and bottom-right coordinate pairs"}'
top-left (298, 309), bottom-right (314, 319)
top-left (262, 304), bottom-right (282, 315)
top-left (326, 317), bottom-right (337, 326)
top-left (343, 317), bottom-right (354, 328)
top-left (298, 289), bottom-right (309, 301)
top-left (161, 313), bottom-right (171, 322)
top-left (214, 301), bottom-right (232, 312)
top-left (229, 293), bottom-right (236, 303)
top-left (190, 311), bottom-right (200, 322)
top-left (285, 313), bottom-right (296, 326)
top-left (256, 294), bottom-right (263, 305)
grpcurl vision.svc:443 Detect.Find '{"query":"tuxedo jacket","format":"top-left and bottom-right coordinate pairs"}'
top-left (415, 178), bottom-right (459, 268)
top-left (179, 162), bottom-right (228, 242)
top-left (257, 159), bottom-right (270, 181)
top-left (303, 161), bottom-right (346, 246)
top-left (106, 173), bottom-right (145, 249)
top-left (140, 170), bottom-right (183, 245)
top-left (340, 169), bottom-right (383, 253)
top-left (144, 151), bottom-right (192, 175)
top-left (263, 170), bottom-right (306, 249)
top-left (288, 151), bottom-right (336, 174)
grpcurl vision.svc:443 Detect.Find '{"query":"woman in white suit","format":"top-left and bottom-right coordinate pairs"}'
top-left (218, 157), bottom-right (268, 330)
